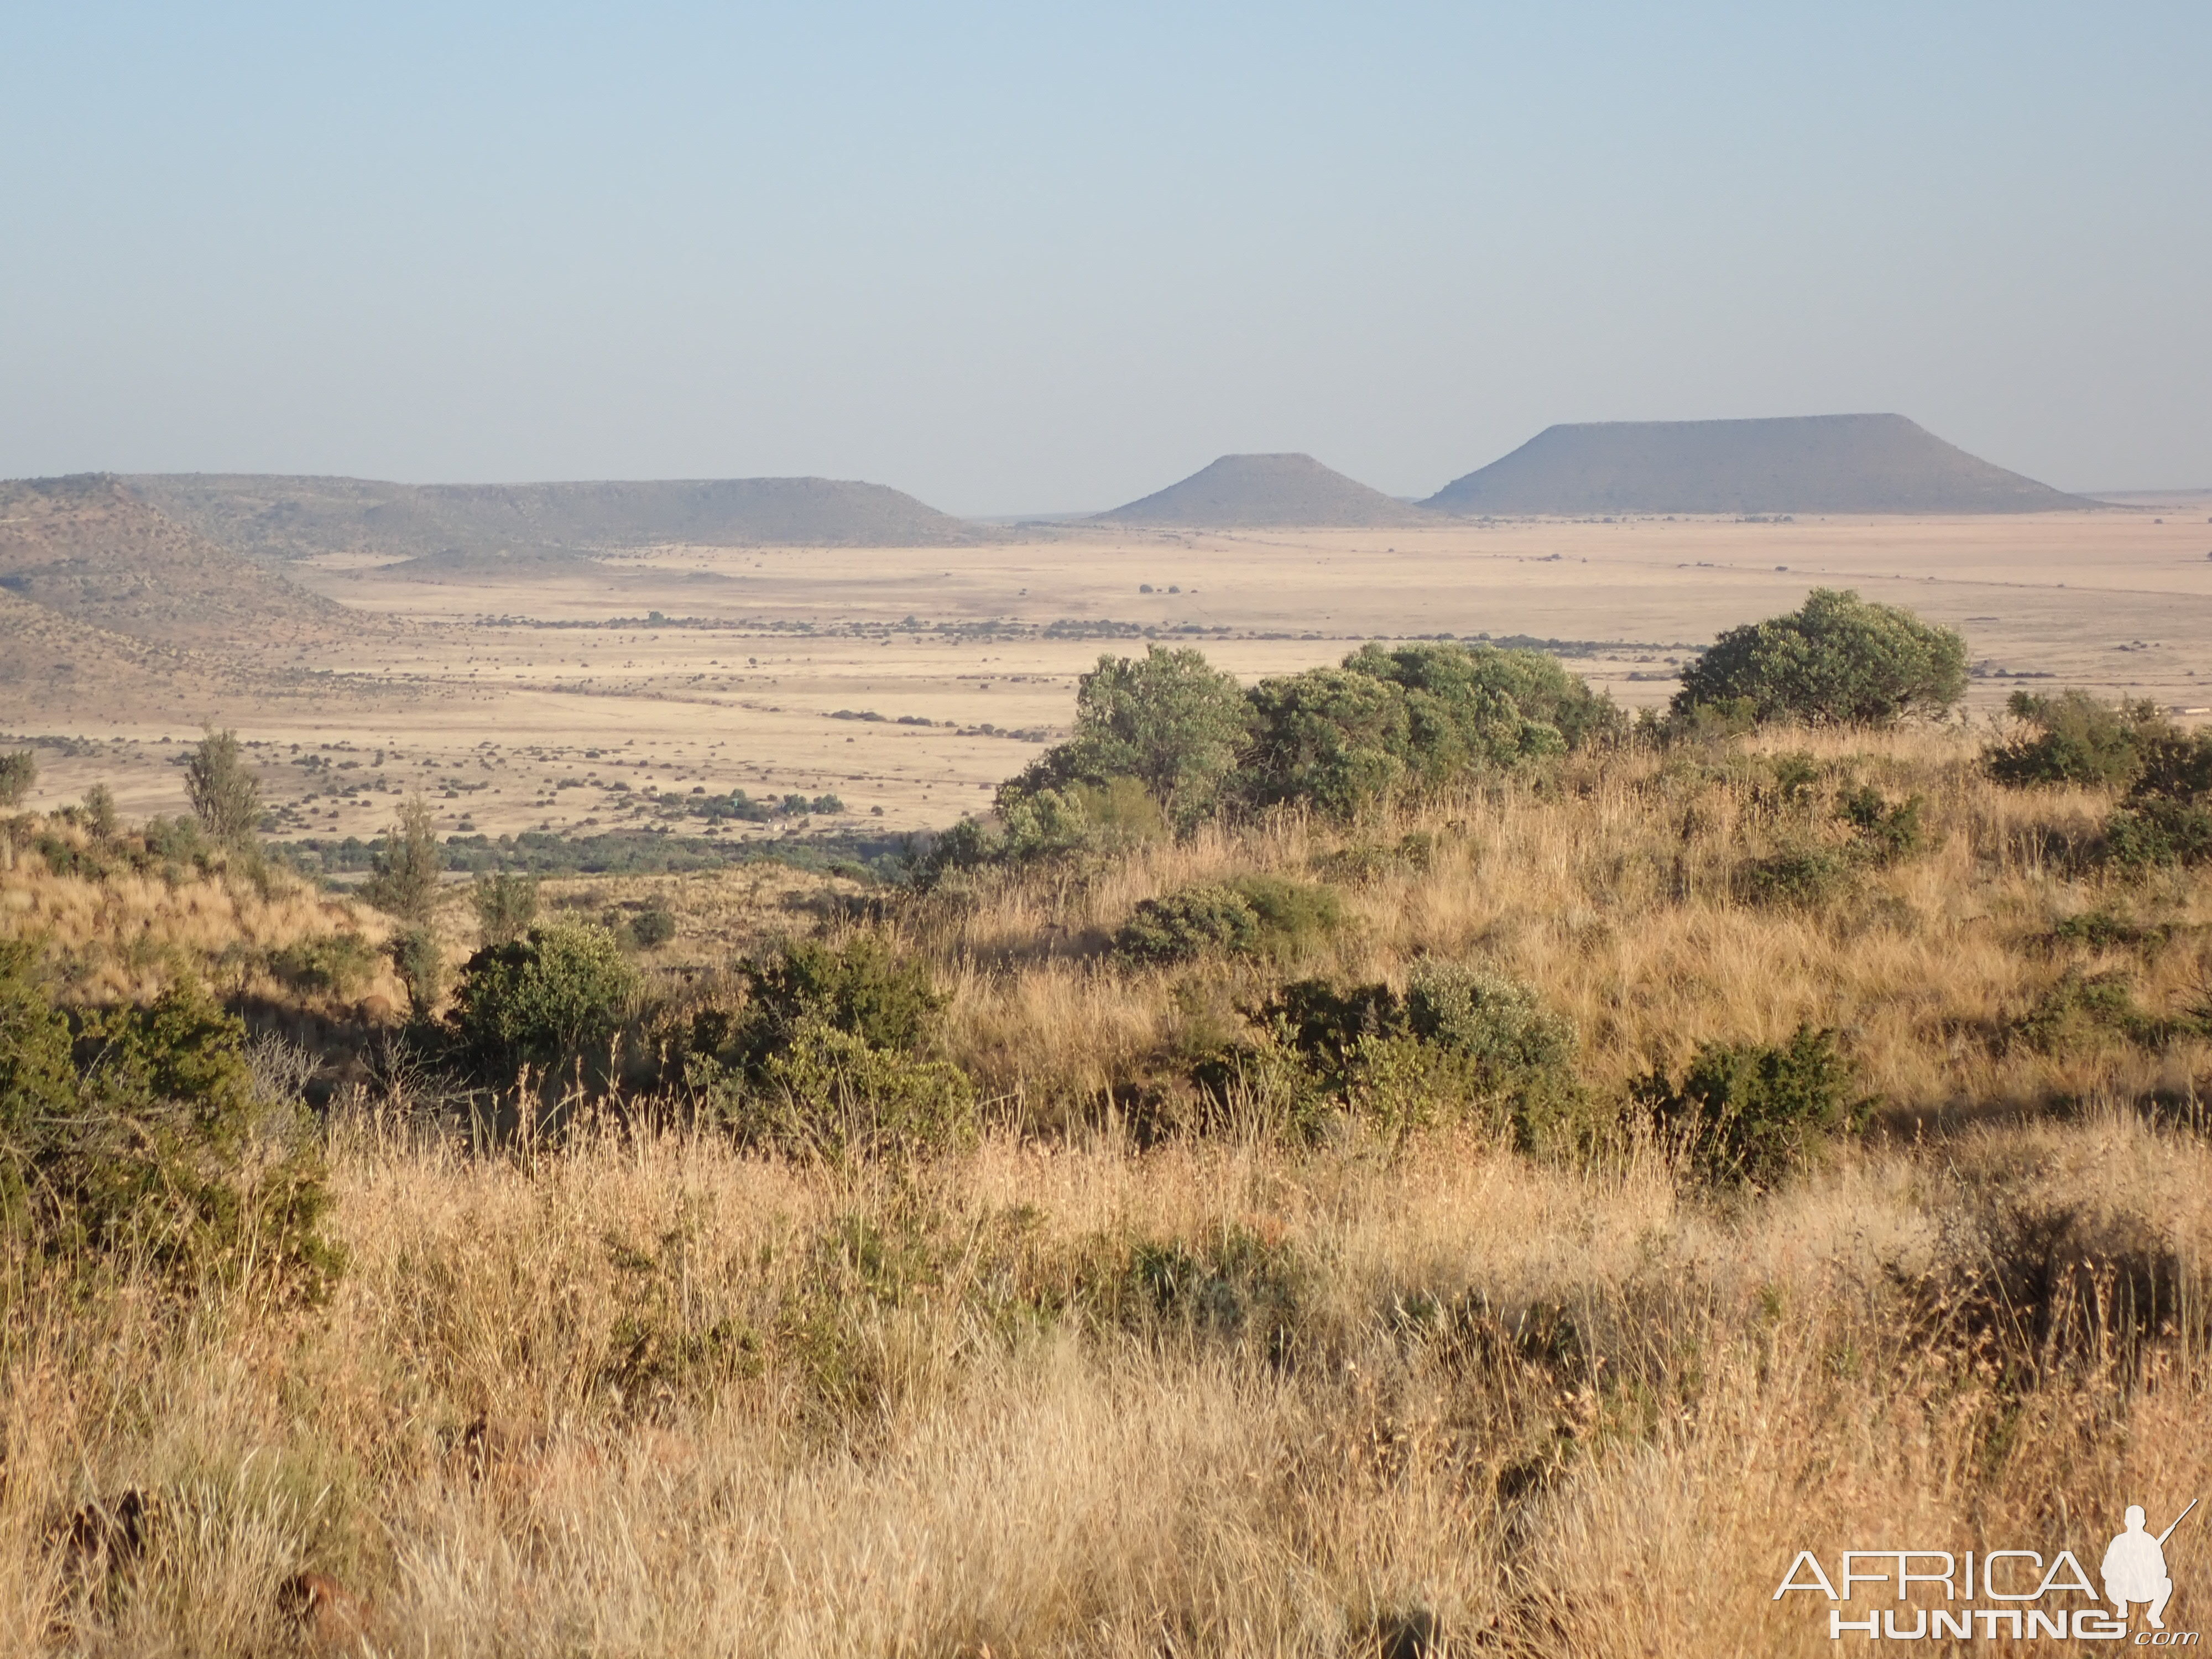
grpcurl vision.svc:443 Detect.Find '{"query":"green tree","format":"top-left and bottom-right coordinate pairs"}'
top-left (184, 729), bottom-right (263, 846)
top-left (362, 792), bottom-right (443, 927)
top-left (1672, 589), bottom-right (1967, 727)
top-left (81, 783), bottom-right (119, 841)
top-left (1242, 665), bottom-right (1411, 817)
top-left (1343, 641), bottom-right (1619, 783)
top-left (447, 922), bottom-right (641, 1076)
top-left (471, 870), bottom-right (540, 946)
top-left (1986, 690), bottom-right (2168, 790)
top-left (0, 750), bottom-right (34, 808)
top-left (1006, 645), bottom-right (1251, 830)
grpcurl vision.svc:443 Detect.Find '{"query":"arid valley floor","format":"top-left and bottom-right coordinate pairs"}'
top-left (8, 500), bottom-right (2212, 838)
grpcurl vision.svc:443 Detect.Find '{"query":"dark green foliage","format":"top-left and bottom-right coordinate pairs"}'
top-left (1636, 1025), bottom-right (1868, 1188)
top-left (1113, 877), bottom-right (1343, 966)
top-left (1113, 1226), bottom-right (1306, 1354)
top-left (690, 935), bottom-right (973, 1161)
top-left (1986, 690), bottom-right (2168, 790)
top-left (2046, 905), bottom-right (2173, 955)
top-left (2007, 968), bottom-right (2182, 1053)
top-left (1241, 666), bottom-right (1411, 817)
top-left (718, 1020), bottom-right (977, 1162)
top-left (1243, 643), bottom-right (1616, 818)
top-left (0, 947), bottom-right (342, 1298)
top-left (361, 792), bottom-right (443, 926)
top-left (1229, 963), bottom-right (1588, 1151)
top-left (713, 933), bottom-right (944, 1067)
top-left (1672, 589), bottom-right (1968, 727)
top-left (2103, 727), bottom-right (2212, 869)
top-left (267, 932), bottom-right (378, 998)
top-left (1116, 885), bottom-right (1261, 965)
top-left (80, 783), bottom-right (118, 841)
top-left (624, 901), bottom-right (677, 950)
top-left (447, 922), bottom-right (641, 1076)
top-left (183, 729), bottom-right (262, 847)
top-left (1836, 785), bottom-right (1926, 864)
top-left (389, 928), bottom-right (444, 1020)
top-left (470, 871), bottom-right (540, 946)
top-left (1005, 645), bottom-right (1253, 830)
top-left (142, 815), bottom-right (208, 866)
top-left (1733, 846), bottom-right (1853, 908)
top-left (1767, 751), bottom-right (1823, 806)
top-left (0, 750), bottom-right (33, 807)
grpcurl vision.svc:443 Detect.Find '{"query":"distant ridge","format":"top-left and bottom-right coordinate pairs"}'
top-left (0, 474), bottom-right (349, 648)
top-left (1097, 453), bottom-right (1434, 528)
top-left (1423, 414), bottom-right (2093, 516)
top-left (125, 473), bottom-right (984, 559)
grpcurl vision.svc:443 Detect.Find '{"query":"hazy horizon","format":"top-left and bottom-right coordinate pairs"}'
top-left (4, 3), bottom-right (2206, 515)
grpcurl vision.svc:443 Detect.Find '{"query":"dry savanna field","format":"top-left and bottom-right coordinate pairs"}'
top-left (4, 501), bottom-right (2212, 1656)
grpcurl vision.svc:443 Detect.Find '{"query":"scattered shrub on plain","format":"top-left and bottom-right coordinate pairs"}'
top-left (0, 749), bottom-right (33, 807)
top-left (1733, 845), bottom-right (1854, 909)
top-left (267, 932), bottom-right (379, 999)
top-left (1836, 783), bottom-right (1926, 864)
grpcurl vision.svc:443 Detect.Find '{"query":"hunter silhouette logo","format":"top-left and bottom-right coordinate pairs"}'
top-left (1775, 1499), bottom-right (2200, 1642)
top-left (2106, 1503), bottom-right (2195, 1631)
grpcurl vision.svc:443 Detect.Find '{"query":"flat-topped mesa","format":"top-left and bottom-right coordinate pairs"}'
top-left (122, 474), bottom-right (984, 559)
top-left (1097, 453), bottom-right (1435, 529)
top-left (1423, 414), bottom-right (2093, 516)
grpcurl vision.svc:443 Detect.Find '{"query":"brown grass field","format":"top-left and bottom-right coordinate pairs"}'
top-left (3, 509), bottom-right (2212, 1655)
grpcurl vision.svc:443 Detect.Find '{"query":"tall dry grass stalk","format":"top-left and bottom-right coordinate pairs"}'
top-left (5, 1108), bottom-right (2206, 1654)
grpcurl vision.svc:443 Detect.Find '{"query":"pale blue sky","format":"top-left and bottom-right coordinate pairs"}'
top-left (2, 2), bottom-right (2204, 512)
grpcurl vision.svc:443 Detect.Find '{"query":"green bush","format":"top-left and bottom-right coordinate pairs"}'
top-left (1836, 784), bottom-right (1926, 864)
top-left (1232, 963), bottom-right (1588, 1151)
top-left (2006, 968), bottom-right (2174, 1053)
top-left (471, 871), bottom-right (540, 946)
top-left (1672, 589), bottom-right (1967, 727)
top-left (709, 1018), bottom-right (977, 1162)
top-left (1635, 1025), bottom-right (1868, 1188)
top-left (1733, 846), bottom-right (1854, 908)
top-left (711, 933), bottom-right (943, 1068)
top-left (0, 750), bottom-right (33, 808)
top-left (624, 900), bottom-right (677, 950)
top-left (1241, 665), bottom-right (1412, 817)
top-left (1986, 690), bottom-right (2168, 790)
top-left (184, 729), bottom-right (262, 848)
top-left (0, 946), bottom-right (341, 1298)
top-left (448, 922), bottom-right (641, 1076)
top-left (1003, 646), bottom-right (1253, 831)
top-left (267, 932), bottom-right (378, 998)
top-left (1116, 885), bottom-right (1260, 964)
top-left (2098, 727), bottom-right (2212, 869)
top-left (1114, 877), bottom-right (1343, 967)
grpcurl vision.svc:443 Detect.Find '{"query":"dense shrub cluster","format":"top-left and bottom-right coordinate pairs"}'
top-left (0, 941), bottom-right (341, 1297)
top-left (1197, 963), bottom-right (1592, 1151)
top-left (447, 922), bottom-right (643, 1077)
top-left (1635, 1024), bottom-right (1867, 1188)
top-left (687, 934), bottom-right (976, 1160)
top-left (1114, 876), bottom-right (1342, 966)
top-left (1672, 589), bottom-right (1967, 728)
top-left (1986, 690), bottom-right (2171, 790)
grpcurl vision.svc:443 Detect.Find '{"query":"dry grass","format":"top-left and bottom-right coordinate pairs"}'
top-left (6, 1108), bottom-right (2207, 1655)
top-left (6, 724), bottom-right (2211, 1654)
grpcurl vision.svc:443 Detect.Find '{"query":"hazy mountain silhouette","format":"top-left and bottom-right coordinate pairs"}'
top-left (1097, 453), bottom-right (1434, 528)
top-left (126, 474), bottom-right (985, 560)
top-left (0, 474), bottom-right (350, 648)
top-left (1423, 415), bottom-right (2093, 515)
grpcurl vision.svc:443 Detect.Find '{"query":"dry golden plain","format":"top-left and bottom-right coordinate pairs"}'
top-left (7, 503), bottom-right (2211, 840)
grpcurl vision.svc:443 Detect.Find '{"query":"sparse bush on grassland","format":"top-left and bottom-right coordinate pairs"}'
top-left (1635, 1023), bottom-right (1869, 1188)
top-left (1986, 688), bottom-right (2171, 790)
top-left (1114, 875), bottom-right (1342, 966)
